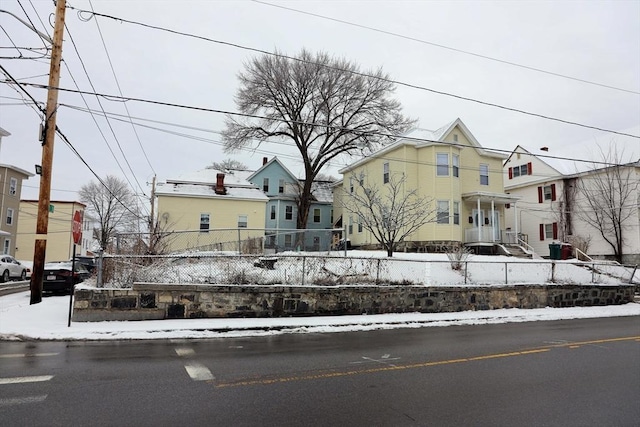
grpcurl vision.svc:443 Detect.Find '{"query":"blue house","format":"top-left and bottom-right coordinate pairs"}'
top-left (248, 157), bottom-right (335, 252)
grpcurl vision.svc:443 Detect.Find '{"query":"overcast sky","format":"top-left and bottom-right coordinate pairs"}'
top-left (1, 0), bottom-right (638, 212)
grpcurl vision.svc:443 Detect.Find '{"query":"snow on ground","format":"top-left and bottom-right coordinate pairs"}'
top-left (2, 251), bottom-right (637, 341)
top-left (1, 291), bottom-right (638, 341)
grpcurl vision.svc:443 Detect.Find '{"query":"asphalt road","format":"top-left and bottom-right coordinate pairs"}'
top-left (1, 317), bottom-right (639, 427)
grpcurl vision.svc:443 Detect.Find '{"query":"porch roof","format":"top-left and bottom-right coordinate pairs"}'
top-left (462, 191), bottom-right (520, 205)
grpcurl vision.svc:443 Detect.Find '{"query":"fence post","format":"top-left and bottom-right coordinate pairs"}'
top-left (551, 261), bottom-right (555, 282)
top-left (237, 229), bottom-right (241, 254)
top-left (302, 256), bottom-right (306, 286)
top-left (97, 248), bottom-right (104, 288)
top-left (630, 265), bottom-right (638, 284)
top-left (592, 262), bottom-right (595, 283)
top-left (505, 262), bottom-right (508, 285)
top-left (464, 261), bottom-right (468, 284)
top-left (376, 259), bottom-right (381, 285)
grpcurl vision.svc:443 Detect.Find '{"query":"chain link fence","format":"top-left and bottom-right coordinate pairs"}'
top-left (97, 253), bottom-right (639, 289)
top-left (113, 228), bottom-right (343, 255)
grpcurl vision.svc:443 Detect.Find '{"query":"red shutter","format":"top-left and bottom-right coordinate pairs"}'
top-left (508, 167), bottom-right (513, 179)
top-left (538, 186), bottom-right (543, 203)
top-left (551, 184), bottom-right (557, 201)
top-left (552, 222), bottom-right (558, 240)
top-left (539, 224), bottom-right (545, 241)
top-left (527, 162), bottom-right (532, 175)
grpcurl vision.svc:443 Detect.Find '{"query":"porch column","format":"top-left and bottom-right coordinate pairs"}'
top-left (477, 198), bottom-right (481, 242)
top-left (514, 201), bottom-right (518, 242)
top-left (491, 200), bottom-right (495, 242)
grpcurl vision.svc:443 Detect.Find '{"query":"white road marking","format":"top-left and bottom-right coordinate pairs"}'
top-left (0, 375), bottom-right (54, 385)
top-left (174, 347), bottom-right (195, 357)
top-left (0, 395), bottom-right (47, 408)
top-left (0, 353), bottom-right (59, 358)
top-left (350, 355), bottom-right (401, 367)
top-left (184, 363), bottom-right (215, 381)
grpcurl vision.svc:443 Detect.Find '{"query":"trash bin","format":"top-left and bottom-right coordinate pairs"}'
top-left (560, 244), bottom-right (573, 260)
top-left (549, 243), bottom-right (561, 260)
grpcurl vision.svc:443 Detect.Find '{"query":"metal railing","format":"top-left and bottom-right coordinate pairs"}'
top-left (96, 253), bottom-right (639, 288)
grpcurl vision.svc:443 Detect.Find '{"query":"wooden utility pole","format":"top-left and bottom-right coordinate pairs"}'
top-left (30, 0), bottom-right (66, 304)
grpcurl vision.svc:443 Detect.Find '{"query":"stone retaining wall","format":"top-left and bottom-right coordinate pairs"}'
top-left (71, 283), bottom-right (635, 322)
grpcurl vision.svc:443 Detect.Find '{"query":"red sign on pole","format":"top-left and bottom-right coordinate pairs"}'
top-left (72, 210), bottom-right (82, 245)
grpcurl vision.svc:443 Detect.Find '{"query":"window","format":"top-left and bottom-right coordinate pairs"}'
top-left (540, 223), bottom-right (558, 240)
top-left (285, 205), bottom-right (293, 221)
top-left (479, 164), bottom-right (489, 185)
top-left (358, 219), bottom-right (363, 233)
top-left (453, 134), bottom-right (458, 142)
top-left (284, 234), bottom-right (292, 247)
top-left (437, 200), bottom-right (449, 224)
top-left (538, 184), bottom-right (556, 202)
top-left (313, 208), bottom-right (321, 223)
top-left (348, 216), bottom-right (353, 234)
top-left (6, 208), bottom-right (14, 226)
top-left (452, 154), bottom-right (459, 178)
top-left (9, 178), bottom-right (17, 195)
top-left (238, 215), bottom-right (248, 228)
top-left (349, 178), bottom-right (354, 193)
top-left (453, 202), bottom-right (460, 225)
top-left (2, 239), bottom-right (9, 255)
top-left (279, 179), bottom-right (284, 194)
top-left (263, 178), bottom-right (269, 192)
top-left (437, 154), bottom-right (449, 176)
top-left (330, 209), bottom-right (333, 224)
top-left (270, 205), bottom-right (276, 220)
top-left (199, 213), bottom-right (210, 232)
top-left (508, 163), bottom-right (532, 179)
top-left (383, 162), bottom-right (389, 184)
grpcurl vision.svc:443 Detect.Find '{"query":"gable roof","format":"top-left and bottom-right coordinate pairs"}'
top-left (504, 145), bottom-right (593, 176)
top-left (156, 168), bottom-right (268, 202)
top-left (247, 157), bottom-right (298, 182)
top-left (339, 118), bottom-right (505, 174)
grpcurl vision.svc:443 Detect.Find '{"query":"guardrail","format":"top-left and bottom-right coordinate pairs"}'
top-left (0, 280), bottom-right (29, 296)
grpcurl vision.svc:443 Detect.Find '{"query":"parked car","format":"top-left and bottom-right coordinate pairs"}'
top-left (0, 255), bottom-right (28, 282)
top-left (70, 256), bottom-right (96, 274)
top-left (43, 261), bottom-right (90, 294)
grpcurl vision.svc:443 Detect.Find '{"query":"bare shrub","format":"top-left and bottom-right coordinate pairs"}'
top-left (446, 247), bottom-right (472, 271)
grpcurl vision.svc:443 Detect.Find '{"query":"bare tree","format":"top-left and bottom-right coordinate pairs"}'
top-left (574, 145), bottom-right (639, 263)
top-left (340, 172), bottom-right (436, 257)
top-left (79, 175), bottom-right (140, 252)
top-left (223, 49), bottom-right (415, 231)
top-left (208, 158), bottom-right (248, 172)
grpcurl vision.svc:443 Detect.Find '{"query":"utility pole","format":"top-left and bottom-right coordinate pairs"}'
top-left (30, 0), bottom-right (66, 305)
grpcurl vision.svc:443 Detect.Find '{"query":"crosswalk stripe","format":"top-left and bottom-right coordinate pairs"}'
top-left (0, 375), bottom-right (54, 385)
top-left (184, 363), bottom-right (214, 381)
top-left (0, 395), bottom-right (47, 408)
top-left (175, 348), bottom-right (195, 357)
top-left (0, 353), bottom-right (59, 358)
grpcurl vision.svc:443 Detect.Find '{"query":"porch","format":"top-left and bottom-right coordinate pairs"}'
top-left (462, 191), bottom-right (520, 245)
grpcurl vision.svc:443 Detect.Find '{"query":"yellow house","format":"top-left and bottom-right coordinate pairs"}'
top-left (156, 169), bottom-right (268, 253)
top-left (337, 118), bottom-right (518, 253)
top-left (16, 200), bottom-right (89, 262)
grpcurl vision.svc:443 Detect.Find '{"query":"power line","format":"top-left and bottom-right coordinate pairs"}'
top-left (252, 0), bottom-right (640, 96)
top-left (65, 5), bottom-right (640, 139)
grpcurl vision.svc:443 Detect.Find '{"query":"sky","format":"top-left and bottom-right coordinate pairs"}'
top-left (1, 0), bottom-right (639, 216)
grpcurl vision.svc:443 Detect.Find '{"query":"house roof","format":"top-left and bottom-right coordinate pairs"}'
top-left (505, 146), bottom-right (593, 176)
top-left (339, 118), bottom-right (505, 174)
top-left (0, 163), bottom-right (35, 178)
top-left (247, 157), bottom-right (297, 182)
top-left (309, 181), bottom-right (334, 203)
top-left (157, 168), bottom-right (268, 202)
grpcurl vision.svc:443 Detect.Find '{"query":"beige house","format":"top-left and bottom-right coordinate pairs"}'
top-left (16, 200), bottom-right (89, 262)
top-left (338, 118), bottom-right (517, 253)
top-left (1, 127), bottom-right (35, 257)
top-left (155, 168), bottom-right (268, 253)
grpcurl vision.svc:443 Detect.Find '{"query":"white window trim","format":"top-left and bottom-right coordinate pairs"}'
top-left (437, 153), bottom-right (449, 176)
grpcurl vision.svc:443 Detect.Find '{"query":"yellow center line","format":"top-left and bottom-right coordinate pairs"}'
top-left (213, 336), bottom-right (640, 389)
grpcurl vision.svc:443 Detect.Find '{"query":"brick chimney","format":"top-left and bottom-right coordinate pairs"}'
top-left (263, 157), bottom-right (268, 165)
top-left (214, 173), bottom-right (226, 195)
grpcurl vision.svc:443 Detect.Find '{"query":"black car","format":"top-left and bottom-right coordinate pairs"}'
top-left (70, 256), bottom-right (96, 274)
top-left (43, 262), bottom-right (90, 294)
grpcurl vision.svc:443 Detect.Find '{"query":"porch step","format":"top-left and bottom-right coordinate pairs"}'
top-left (504, 245), bottom-right (533, 259)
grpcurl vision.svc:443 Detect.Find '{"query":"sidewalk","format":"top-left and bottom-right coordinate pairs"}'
top-left (1, 291), bottom-right (639, 341)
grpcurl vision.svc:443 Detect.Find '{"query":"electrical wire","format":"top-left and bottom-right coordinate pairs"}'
top-left (251, 0), bottom-right (640, 96)
top-left (65, 5), bottom-right (640, 139)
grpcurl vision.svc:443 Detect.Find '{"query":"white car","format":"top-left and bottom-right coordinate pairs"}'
top-left (0, 255), bottom-right (28, 282)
